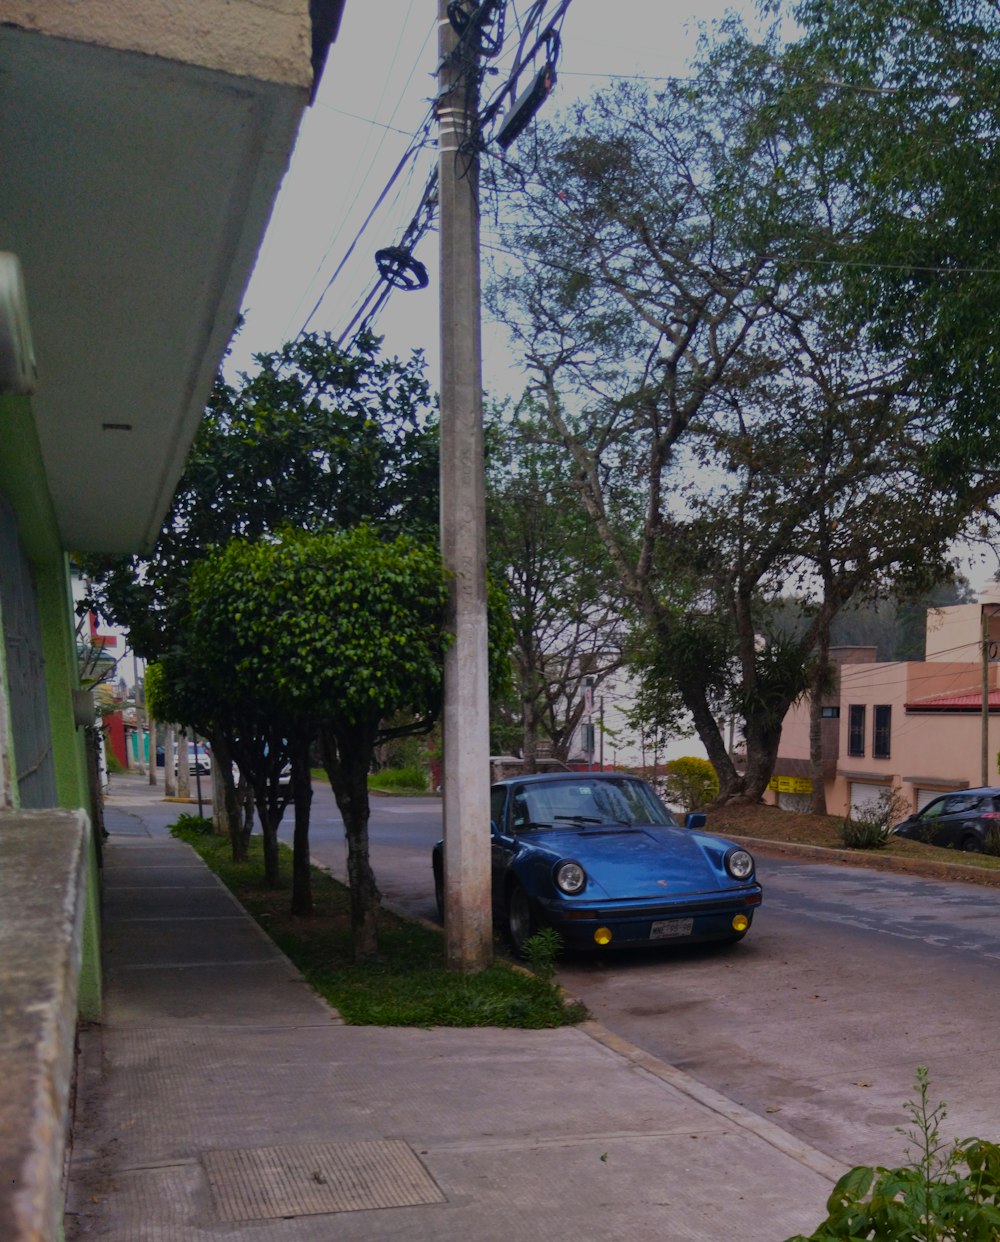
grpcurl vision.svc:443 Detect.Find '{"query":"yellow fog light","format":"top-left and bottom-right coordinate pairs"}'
top-left (732, 914), bottom-right (749, 933)
top-left (594, 926), bottom-right (613, 946)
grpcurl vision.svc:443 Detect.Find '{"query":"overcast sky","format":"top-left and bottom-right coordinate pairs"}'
top-left (231, 1), bottom-right (742, 383)
top-left (231, 1), bottom-right (997, 590)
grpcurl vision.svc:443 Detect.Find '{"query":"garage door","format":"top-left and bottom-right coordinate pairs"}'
top-left (849, 782), bottom-right (886, 816)
top-left (916, 787), bottom-right (944, 811)
top-left (778, 791), bottom-right (812, 813)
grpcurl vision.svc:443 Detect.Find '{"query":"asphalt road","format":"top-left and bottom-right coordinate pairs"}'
top-left (285, 786), bottom-right (1000, 1169)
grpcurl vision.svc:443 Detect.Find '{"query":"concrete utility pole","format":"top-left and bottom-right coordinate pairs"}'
top-left (437, 0), bottom-right (493, 971)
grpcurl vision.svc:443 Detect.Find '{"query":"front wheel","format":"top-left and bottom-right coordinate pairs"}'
top-left (505, 883), bottom-right (536, 957)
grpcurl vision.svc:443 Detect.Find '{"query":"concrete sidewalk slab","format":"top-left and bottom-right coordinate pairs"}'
top-left (66, 777), bottom-right (843, 1240)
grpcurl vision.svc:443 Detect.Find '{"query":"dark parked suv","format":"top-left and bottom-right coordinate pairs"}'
top-left (892, 787), bottom-right (1000, 853)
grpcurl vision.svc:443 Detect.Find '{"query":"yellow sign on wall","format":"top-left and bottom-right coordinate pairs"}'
top-left (768, 775), bottom-right (813, 794)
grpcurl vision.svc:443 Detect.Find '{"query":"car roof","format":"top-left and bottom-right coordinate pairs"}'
top-left (935, 787), bottom-right (1000, 797)
top-left (493, 771), bottom-right (643, 788)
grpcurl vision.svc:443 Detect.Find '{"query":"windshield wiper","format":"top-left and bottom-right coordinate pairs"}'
top-left (554, 814), bottom-right (604, 826)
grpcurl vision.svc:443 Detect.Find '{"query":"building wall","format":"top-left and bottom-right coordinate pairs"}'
top-left (774, 643), bottom-right (1000, 819)
top-left (925, 593), bottom-right (1000, 663)
top-left (0, 393), bottom-right (101, 1018)
top-left (0, 0), bottom-right (314, 88)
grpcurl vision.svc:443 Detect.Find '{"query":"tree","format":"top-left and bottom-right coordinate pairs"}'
top-left (485, 405), bottom-right (623, 766)
top-left (663, 757), bottom-right (719, 812)
top-left (185, 527), bottom-right (451, 957)
top-left (773, 0), bottom-right (1000, 477)
top-left (86, 331), bottom-right (438, 655)
top-left (82, 332), bottom-right (440, 872)
top-left (490, 40), bottom-right (1000, 802)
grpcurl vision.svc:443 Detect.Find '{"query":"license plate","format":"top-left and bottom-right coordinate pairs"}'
top-left (650, 918), bottom-right (693, 940)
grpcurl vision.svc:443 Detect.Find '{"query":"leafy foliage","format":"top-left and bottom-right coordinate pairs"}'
top-left (490, 25), bottom-right (1000, 804)
top-left (185, 526), bottom-right (451, 951)
top-left (786, 1068), bottom-right (1000, 1241)
top-left (839, 788), bottom-right (908, 850)
top-left (663, 757), bottom-right (720, 812)
top-left (521, 928), bottom-right (564, 981)
top-left (485, 404), bottom-right (622, 763)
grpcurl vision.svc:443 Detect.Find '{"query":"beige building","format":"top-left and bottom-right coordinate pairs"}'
top-left (768, 588), bottom-right (1000, 817)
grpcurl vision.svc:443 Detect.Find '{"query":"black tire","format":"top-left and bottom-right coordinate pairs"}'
top-left (962, 833), bottom-right (984, 853)
top-left (505, 882), bottom-right (536, 957)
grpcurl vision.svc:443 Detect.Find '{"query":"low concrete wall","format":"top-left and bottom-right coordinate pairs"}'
top-left (0, 809), bottom-right (88, 1242)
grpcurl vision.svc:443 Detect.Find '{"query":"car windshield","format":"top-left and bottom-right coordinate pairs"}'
top-left (510, 778), bottom-right (674, 831)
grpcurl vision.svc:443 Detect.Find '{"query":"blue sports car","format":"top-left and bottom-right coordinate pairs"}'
top-left (432, 771), bottom-right (762, 954)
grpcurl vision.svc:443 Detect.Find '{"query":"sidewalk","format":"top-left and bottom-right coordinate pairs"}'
top-left (65, 775), bottom-right (844, 1240)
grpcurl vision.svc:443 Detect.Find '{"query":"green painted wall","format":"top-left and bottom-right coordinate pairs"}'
top-left (0, 394), bottom-right (102, 1018)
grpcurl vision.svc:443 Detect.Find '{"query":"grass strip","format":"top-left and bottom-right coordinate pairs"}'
top-left (171, 820), bottom-right (587, 1029)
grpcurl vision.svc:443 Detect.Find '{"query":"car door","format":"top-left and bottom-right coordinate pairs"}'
top-left (490, 784), bottom-right (513, 914)
top-left (933, 794), bottom-right (981, 847)
top-left (909, 795), bottom-right (950, 844)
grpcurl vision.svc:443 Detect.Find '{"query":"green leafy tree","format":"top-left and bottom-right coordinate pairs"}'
top-left (82, 332), bottom-right (439, 864)
top-left (486, 405), bottom-right (623, 766)
top-left (186, 527), bottom-right (451, 956)
top-left (662, 757), bottom-right (719, 812)
top-left (491, 39), bottom-right (1000, 803)
top-left (771, 0), bottom-right (1000, 480)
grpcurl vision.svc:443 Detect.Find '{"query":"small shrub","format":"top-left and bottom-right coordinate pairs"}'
top-left (786, 1067), bottom-right (1000, 1242)
top-left (839, 787), bottom-right (907, 850)
top-left (663, 756), bottom-right (719, 810)
top-left (839, 816), bottom-right (889, 850)
top-left (105, 748), bottom-right (124, 774)
top-left (171, 813), bottom-right (214, 836)
top-left (522, 928), bottom-right (563, 981)
top-left (984, 825), bottom-right (1000, 857)
top-left (368, 765), bottom-right (428, 792)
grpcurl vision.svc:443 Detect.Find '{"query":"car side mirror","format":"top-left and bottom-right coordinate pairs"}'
top-left (684, 812), bottom-right (707, 830)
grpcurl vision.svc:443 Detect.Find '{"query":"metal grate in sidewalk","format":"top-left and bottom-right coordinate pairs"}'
top-left (202, 1139), bottom-right (446, 1221)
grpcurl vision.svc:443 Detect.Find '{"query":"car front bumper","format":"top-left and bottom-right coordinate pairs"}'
top-left (538, 886), bottom-right (763, 950)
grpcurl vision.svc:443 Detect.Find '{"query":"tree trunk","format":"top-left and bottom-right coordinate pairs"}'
top-left (209, 733), bottom-right (244, 852)
top-left (290, 738), bottom-right (313, 917)
top-left (320, 721), bottom-right (380, 960)
top-left (176, 732), bottom-right (191, 800)
top-left (163, 724), bottom-right (176, 797)
top-left (240, 778), bottom-right (255, 857)
top-left (809, 675), bottom-right (829, 819)
top-left (257, 805), bottom-right (280, 887)
top-left (680, 682), bottom-right (743, 800)
top-left (521, 696), bottom-right (538, 772)
top-left (741, 718), bottom-right (783, 803)
top-left (147, 717), bottom-right (157, 786)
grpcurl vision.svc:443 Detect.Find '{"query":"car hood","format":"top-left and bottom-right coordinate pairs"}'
top-left (527, 824), bottom-right (744, 898)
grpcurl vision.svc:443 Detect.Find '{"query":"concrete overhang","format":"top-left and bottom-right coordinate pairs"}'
top-left (0, 1), bottom-right (345, 553)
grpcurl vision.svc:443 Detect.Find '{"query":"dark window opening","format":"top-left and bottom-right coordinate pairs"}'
top-left (873, 705), bottom-right (891, 759)
top-left (848, 705), bottom-right (866, 757)
top-left (820, 706), bottom-right (840, 719)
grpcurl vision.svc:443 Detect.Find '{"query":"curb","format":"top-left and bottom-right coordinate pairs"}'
top-left (726, 834), bottom-right (1000, 888)
top-left (579, 1019), bottom-right (848, 1185)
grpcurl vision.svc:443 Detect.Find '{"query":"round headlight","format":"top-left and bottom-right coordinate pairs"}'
top-left (725, 848), bottom-right (754, 880)
top-left (554, 859), bottom-right (587, 894)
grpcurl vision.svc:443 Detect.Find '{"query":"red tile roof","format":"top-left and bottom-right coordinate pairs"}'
top-left (905, 689), bottom-right (1000, 712)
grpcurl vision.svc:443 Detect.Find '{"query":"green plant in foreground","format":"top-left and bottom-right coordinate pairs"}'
top-left (170, 818), bottom-right (585, 1029)
top-left (522, 927), bottom-right (563, 982)
top-left (368, 765), bottom-right (429, 793)
top-left (786, 1067), bottom-right (1000, 1241)
top-left (172, 812), bottom-right (214, 835)
top-left (839, 789), bottom-right (907, 851)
